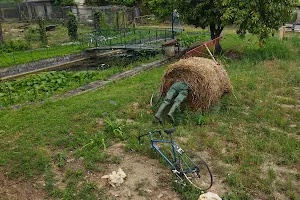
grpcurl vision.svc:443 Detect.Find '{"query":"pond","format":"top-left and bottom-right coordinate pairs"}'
top-left (57, 50), bottom-right (161, 72)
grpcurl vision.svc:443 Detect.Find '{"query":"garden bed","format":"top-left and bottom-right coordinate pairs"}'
top-left (0, 50), bottom-right (163, 108)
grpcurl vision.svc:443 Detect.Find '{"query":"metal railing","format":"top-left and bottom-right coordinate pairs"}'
top-left (83, 28), bottom-right (174, 48)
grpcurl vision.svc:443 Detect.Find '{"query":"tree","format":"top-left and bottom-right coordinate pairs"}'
top-left (149, 0), bottom-right (297, 54)
top-left (224, 0), bottom-right (298, 41)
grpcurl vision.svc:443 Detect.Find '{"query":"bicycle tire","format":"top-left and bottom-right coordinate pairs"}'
top-left (178, 151), bottom-right (213, 191)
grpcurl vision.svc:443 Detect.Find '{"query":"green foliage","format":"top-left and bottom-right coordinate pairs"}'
top-left (104, 116), bottom-right (124, 139)
top-left (37, 17), bottom-right (48, 45)
top-left (149, 0), bottom-right (297, 43)
top-left (145, 0), bottom-right (174, 20)
top-left (94, 11), bottom-right (108, 30)
top-left (178, 32), bottom-right (210, 47)
top-left (8, 148), bottom-right (50, 178)
top-left (0, 71), bottom-right (98, 107)
top-left (67, 12), bottom-right (78, 41)
top-left (54, 0), bottom-right (76, 6)
top-left (223, 0), bottom-right (298, 41)
top-left (244, 37), bottom-right (291, 61)
top-left (56, 151), bottom-right (67, 168)
top-left (0, 52), bottom-right (162, 107)
top-left (0, 40), bottom-right (30, 53)
top-left (86, 0), bottom-right (140, 6)
top-left (0, 44), bottom-right (84, 68)
top-left (290, 10), bottom-right (298, 22)
top-left (24, 27), bottom-right (40, 43)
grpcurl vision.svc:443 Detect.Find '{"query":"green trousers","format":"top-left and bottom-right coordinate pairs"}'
top-left (155, 82), bottom-right (188, 122)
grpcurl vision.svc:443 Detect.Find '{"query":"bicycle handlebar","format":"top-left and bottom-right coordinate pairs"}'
top-left (138, 130), bottom-right (162, 144)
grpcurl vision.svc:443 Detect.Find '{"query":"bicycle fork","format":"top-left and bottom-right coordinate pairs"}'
top-left (171, 143), bottom-right (187, 185)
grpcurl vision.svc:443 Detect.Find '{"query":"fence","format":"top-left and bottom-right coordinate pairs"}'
top-left (0, 26), bottom-right (210, 68)
top-left (84, 28), bottom-right (174, 48)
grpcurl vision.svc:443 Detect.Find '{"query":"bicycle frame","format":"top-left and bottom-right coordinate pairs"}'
top-left (151, 137), bottom-right (198, 174)
top-left (151, 139), bottom-right (177, 169)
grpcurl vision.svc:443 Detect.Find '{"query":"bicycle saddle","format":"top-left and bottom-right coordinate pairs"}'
top-left (164, 127), bottom-right (176, 135)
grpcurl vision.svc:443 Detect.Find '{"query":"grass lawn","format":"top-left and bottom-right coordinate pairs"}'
top-left (0, 31), bottom-right (299, 199)
top-left (0, 23), bottom-right (93, 68)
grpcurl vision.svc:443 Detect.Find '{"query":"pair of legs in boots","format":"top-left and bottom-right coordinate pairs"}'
top-left (155, 82), bottom-right (189, 123)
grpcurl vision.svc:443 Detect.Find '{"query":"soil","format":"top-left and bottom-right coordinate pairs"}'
top-left (0, 169), bottom-right (46, 200)
top-left (87, 143), bottom-right (181, 200)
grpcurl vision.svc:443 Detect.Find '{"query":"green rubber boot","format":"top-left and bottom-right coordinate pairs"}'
top-left (167, 103), bottom-right (180, 123)
top-left (155, 102), bottom-right (169, 123)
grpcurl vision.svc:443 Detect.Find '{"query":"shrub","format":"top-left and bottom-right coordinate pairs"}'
top-left (0, 40), bottom-right (30, 53)
top-left (67, 12), bottom-right (78, 41)
top-left (93, 10), bottom-right (108, 30)
top-left (24, 28), bottom-right (40, 42)
top-left (38, 17), bottom-right (48, 45)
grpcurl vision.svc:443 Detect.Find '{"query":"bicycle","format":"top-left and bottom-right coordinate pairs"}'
top-left (138, 127), bottom-right (213, 191)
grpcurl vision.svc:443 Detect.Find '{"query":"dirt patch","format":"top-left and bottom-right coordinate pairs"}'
top-left (87, 143), bottom-right (181, 200)
top-left (196, 150), bottom-right (228, 196)
top-left (277, 104), bottom-right (300, 111)
top-left (260, 161), bottom-right (299, 200)
top-left (0, 169), bottom-right (46, 200)
top-left (264, 60), bottom-right (279, 69)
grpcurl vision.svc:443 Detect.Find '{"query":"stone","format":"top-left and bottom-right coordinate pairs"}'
top-left (198, 192), bottom-right (222, 200)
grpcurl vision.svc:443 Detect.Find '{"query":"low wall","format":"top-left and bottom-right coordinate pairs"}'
top-left (0, 52), bottom-right (89, 78)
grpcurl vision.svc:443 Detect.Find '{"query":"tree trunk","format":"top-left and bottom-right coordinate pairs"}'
top-left (210, 23), bottom-right (223, 55)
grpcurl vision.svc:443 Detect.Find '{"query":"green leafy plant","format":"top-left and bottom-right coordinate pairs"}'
top-left (0, 71), bottom-right (97, 107)
top-left (104, 117), bottom-right (123, 138)
top-left (57, 151), bottom-right (67, 168)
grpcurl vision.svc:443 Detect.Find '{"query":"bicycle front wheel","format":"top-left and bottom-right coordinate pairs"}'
top-left (179, 151), bottom-right (213, 191)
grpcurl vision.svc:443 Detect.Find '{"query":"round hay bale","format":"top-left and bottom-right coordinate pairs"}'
top-left (161, 57), bottom-right (232, 110)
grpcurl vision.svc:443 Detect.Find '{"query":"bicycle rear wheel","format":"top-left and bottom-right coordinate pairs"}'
top-left (179, 151), bottom-right (213, 191)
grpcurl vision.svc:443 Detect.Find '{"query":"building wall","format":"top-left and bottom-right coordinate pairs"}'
top-left (296, 8), bottom-right (300, 24)
top-left (74, 0), bottom-right (85, 6)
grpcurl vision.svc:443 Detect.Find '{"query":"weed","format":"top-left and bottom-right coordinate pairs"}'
top-left (57, 151), bottom-right (67, 168)
top-left (8, 148), bottom-right (50, 178)
top-left (103, 116), bottom-right (124, 139)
